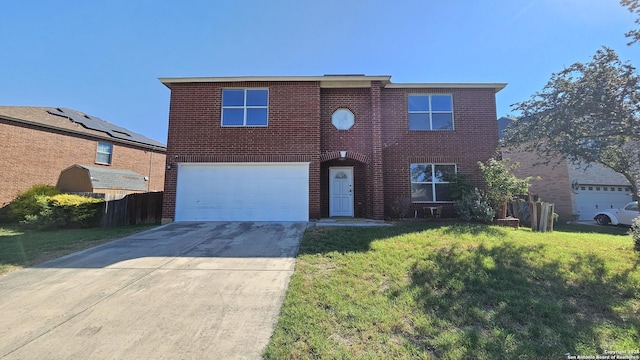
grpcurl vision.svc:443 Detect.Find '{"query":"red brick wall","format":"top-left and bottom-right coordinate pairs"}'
top-left (320, 88), bottom-right (376, 218)
top-left (381, 88), bottom-right (500, 217)
top-left (320, 88), bottom-right (373, 156)
top-left (162, 81), bottom-right (500, 221)
top-left (0, 120), bottom-right (166, 207)
top-left (162, 81), bottom-right (322, 221)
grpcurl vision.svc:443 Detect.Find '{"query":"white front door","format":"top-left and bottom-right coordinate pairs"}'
top-left (329, 167), bottom-right (354, 217)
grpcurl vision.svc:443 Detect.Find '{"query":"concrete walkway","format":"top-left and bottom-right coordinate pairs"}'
top-left (0, 222), bottom-right (306, 360)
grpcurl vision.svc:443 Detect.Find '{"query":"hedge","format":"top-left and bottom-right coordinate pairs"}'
top-left (22, 194), bottom-right (104, 229)
top-left (6, 184), bottom-right (62, 223)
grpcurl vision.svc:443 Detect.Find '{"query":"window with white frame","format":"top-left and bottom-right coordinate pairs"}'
top-left (410, 164), bottom-right (456, 202)
top-left (408, 94), bottom-right (454, 130)
top-left (222, 89), bottom-right (268, 126)
top-left (96, 142), bottom-right (113, 165)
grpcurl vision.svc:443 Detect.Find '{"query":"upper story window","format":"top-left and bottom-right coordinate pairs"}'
top-left (408, 94), bottom-right (454, 130)
top-left (96, 142), bottom-right (113, 165)
top-left (222, 89), bottom-right (268, 126)
top-left (410, 164), bottom-right (456, 202)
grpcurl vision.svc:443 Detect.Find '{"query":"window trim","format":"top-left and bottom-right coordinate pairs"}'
top-left (410, 163), bottom-right (457, 203)
top-left (407, 94), bottom-right (454, 131)
top-left (95, 141), bottom-right (113, 165)
top-left (221, 88), bottom-right (269, 127)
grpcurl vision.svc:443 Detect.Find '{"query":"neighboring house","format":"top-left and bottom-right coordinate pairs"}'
top-left (0, 106), bottom-right (166, 207)
top-left (499, 116), bottom-right (633, 222)
top-left (57, 164), bottom-right (149, 200)
top-left (160, 75), bottom-right (505, 222)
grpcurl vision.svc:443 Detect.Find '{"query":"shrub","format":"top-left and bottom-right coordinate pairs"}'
top-left (7, 185), bottom-right (62, 222)
top-left (631, 216), bottom-right (640, 252)
top-left (21, 194), bottom-right (104, 229)
top-left (478, 158), bottom-right (535, 214)
top-left (454, 188), bottom-right (495, 223)
top-left (447, 173), bottom-right (474, 201)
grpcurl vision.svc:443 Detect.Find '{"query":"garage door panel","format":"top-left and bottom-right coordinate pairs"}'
top-left (175, 163), bottom-right (309, 221)
top-left (575, 186), bottom-right (632, 220)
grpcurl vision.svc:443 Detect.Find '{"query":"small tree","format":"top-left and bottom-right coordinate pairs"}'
top-left (478, 158), bottom-right (533, 218)
top-left (503, 47), bottom-right (640, 200)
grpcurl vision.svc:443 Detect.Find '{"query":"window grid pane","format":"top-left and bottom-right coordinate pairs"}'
top-left (408, 95), bottom-right (430, 111)
top-left (246, 89), bottom-right (268, 106)
top-left (246, 108), bottom-right (268, 126)
top-left (431, 95), bottom-right (453, 111)
top-left (222, 89), bottom-right (268, 126)
top-left (222, 89), bottom-right (245, 106)
top-left (411, 184), bottom-right (434, 202)
top-left (410, 164), bottom-right (432, 182)
top-left (408, 94), bottom-right (453, 131)
top-left (222, 108), bottom-right (244, 126)
top-left (431, 113), bottom-right (453, 130)
top-left (409, 114), bottom-right (430, 130)
top-left (96, 142), bottom-right (113, 164)
top-left (410, 163), bottom-right (456, 202)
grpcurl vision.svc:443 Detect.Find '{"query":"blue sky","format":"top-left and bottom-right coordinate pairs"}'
top-left (1, 0), bottom-right (637, 143)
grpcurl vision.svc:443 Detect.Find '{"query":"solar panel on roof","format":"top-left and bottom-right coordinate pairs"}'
top-left (46, 108), bottom-right (164, 147)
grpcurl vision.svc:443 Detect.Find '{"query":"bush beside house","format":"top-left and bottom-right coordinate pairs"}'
top-left (23, 194), bottom-right (104, 229)
top-left (6, 184), bottom-right (62, 223)
top-left (2, 185), bottom-right (104, 229)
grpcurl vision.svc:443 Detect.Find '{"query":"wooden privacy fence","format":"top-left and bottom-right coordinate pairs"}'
top-left (530, 201), bottom-right (555, 232)
top-left (100, 192), bottom-right (163, 227)
top-left (508, 195), bottom-right (554, 232)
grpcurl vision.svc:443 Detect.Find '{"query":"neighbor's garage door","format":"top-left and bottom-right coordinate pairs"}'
top-left (575, 185), bottom-right (632, 220)
top-left (175, 162), bottom-right (309, 222)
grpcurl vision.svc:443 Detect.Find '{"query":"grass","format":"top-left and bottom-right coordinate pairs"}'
top-left (264, 222), bottom-right (640, 359)
top-left (0, 224), bottom-right (158, 275)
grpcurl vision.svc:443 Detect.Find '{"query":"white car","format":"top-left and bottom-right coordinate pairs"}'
top-left (594, 201), bottom-right (639, 226)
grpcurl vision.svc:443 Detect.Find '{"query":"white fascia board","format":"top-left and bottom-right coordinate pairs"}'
top-left (159, 75), bottom-right (391, 85)
top-left (385, 83), bottom-right (508, 93)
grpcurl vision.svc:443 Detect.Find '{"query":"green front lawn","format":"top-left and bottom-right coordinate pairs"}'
top-left (0, 225), bottom-right (157, 275)
top-left (265, 223), bottom-right (639, 359)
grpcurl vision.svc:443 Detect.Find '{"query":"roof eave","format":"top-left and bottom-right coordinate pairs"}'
top-left (385, 82), bottom-right (507, 93)
top-left (159, 75), bottom-right (393, 88)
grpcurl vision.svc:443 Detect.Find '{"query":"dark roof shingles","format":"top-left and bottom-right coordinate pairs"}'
top-left (0, 106), bottom-right (165, 149)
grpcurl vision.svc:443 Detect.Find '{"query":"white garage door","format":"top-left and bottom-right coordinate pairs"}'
top-left (575, 185), bottom-right (633, 220)
top-left (175, 162), bottom-right (309, 221)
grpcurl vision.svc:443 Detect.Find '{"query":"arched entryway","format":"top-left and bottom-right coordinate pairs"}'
top-left (320, 151), bottom-right (370, 218)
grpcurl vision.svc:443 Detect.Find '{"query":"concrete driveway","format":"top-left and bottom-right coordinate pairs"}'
top-left (0, 222), bottom-right (306, 360)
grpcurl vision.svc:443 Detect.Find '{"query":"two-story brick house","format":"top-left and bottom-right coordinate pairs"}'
top-left (160, 75), bottom-right (505, 222)
top-left (0, 106), bottom-right (166, 207)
